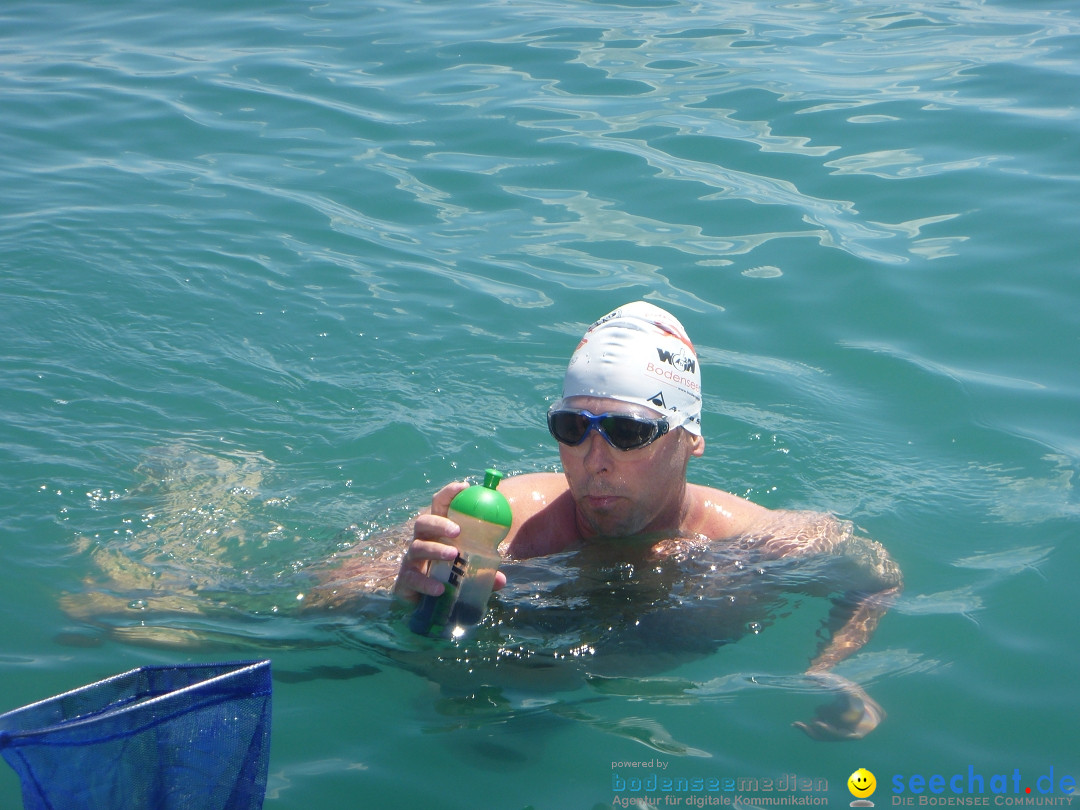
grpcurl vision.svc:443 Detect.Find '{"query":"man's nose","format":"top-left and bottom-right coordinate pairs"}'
top-left (581, 430), bottom-right (614, 473)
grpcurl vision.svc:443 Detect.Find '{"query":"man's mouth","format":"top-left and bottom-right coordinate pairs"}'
top-left (584, 494), bottom-right (621, 509)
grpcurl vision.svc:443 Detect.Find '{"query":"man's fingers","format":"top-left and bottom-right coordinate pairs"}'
top-left (394, 535), bottom-right (461, 602)
top-left (412, 514), bottom-right (460, 542)
top-left (391, 480), bottom-right (469, 604)
top-left (396, 567), bottom-right (444, 599)
top-left (430, 481), bottom-right (469, 518)
top-left (405, 538), bottom-right (460, 565)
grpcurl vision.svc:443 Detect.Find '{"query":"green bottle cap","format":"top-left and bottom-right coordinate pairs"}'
top-left (448, 468), bottom-right (513, 527)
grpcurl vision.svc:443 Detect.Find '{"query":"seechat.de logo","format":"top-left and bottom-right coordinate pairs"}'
top-left (850, 768), bottom-right (878, 807)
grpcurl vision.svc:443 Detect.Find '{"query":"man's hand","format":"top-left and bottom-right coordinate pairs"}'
top-left (392, 481), bottom-right (466, 603)
top-left (391, 481), bottom-right (508, 603)
top-left (793, 672), bottom-right (884, 741)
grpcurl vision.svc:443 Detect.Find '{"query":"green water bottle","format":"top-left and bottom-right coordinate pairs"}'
top-left (409, 469), bottom-right (513, 637)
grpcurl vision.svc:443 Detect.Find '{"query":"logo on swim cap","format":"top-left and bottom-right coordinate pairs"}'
top-left (655, 345), bottom-right (696, 373)
top-left (562, 302), bottom-right (702, 435)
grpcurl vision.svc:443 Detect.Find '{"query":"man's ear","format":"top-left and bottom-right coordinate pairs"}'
top-left (687, 432), bottom-right (705, 458)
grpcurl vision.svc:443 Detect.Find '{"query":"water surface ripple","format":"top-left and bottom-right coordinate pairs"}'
top-left (2, 0), bottom-right (1079, 807)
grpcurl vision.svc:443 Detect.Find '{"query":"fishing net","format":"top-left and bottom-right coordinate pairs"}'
top-left (0, 660), bottom-right (272, 810)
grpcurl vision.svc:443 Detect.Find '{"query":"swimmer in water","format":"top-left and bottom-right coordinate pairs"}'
top-left (347, 301), bottom-right (900, 739)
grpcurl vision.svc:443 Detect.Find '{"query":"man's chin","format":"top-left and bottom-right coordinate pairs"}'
top-left (580, 506), bottom-right (639, 539)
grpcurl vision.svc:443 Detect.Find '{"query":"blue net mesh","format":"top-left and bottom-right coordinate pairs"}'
top-left (0, 660), bottom-right (272, 810)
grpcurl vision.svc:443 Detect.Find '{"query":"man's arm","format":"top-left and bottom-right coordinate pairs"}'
top-left (807, 583), bottom-right (902, 674)
top-left (793, 582), bottom-right (900, 740)
top-left (300, 482), bottom-right (471, 612)
top-left (751, 510), bottom-right (903, 740)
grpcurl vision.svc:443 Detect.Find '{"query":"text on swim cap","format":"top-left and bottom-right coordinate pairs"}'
top-left (646, 362), bottom-right (701, 394)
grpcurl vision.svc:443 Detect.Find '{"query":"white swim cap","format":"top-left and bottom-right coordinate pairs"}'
top-left (561, 301), bottom-right (702, 435)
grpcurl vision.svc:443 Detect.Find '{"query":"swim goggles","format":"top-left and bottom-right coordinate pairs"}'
top-left (547, 406), bottom-right (671, 451)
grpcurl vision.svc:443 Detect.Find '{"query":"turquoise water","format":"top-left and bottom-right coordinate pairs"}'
top-left (2, 0), bottom-right (1079, 807)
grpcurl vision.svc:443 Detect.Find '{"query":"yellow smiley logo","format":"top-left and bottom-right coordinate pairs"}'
top-left (848, 768), bottom-right (877, 798)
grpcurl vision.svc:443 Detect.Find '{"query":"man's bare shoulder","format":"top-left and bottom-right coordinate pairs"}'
top-left (686, 483), bottom-right (774, 540)
top-left (686, 488), bottom-right (871, 561)
top-left (498, 471), bottom-right (568, 505)
top-left (498, 472), bottom-right (580, 558)
top-left (748, 510), bottom-right (846, 558)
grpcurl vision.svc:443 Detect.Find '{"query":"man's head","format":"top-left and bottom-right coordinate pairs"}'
top-left (559, 301), bottom-right (702, 435)
top-left (550, 302), bottom-right (705, 538)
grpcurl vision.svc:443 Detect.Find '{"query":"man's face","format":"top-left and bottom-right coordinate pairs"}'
top-left (557, 396), bottom-right (704, 539)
